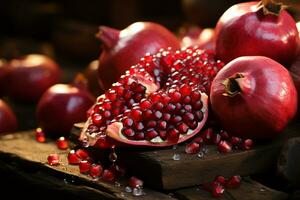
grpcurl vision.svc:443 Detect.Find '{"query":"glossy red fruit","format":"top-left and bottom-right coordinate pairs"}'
top-left (0, 99), bottom-right (17, 134)
top-left (68, 150), bottom-right (80, 165)
top-left (97, 22), bottom-right (180, 90)
top-left (0, 59), bottom-right (9, 96)
top-left (210, 56), bottom-right (297, 139)
top-left (79, 160), bottom-right (91, 174)
top-left (7, 54), bottom-right (61, 102)
top-left (185, 142), bottom-right (201, 154)
top-left (129, 176), bottom-right (144, 188)
top-left (180, 27), bottom-right (215, 50)
top-left (212, 184), bottom-right (225, 198)
top-left (218, 141), bottom-right (232, 153)
top-left (47, 153), bottom-right (59, 166)
top-left (214, 175), bottom-right (226, 186)
top-left (89, 164), bottom-right (103, 178)
top-left (226, 175), bottom-right (242, 188)
top-left (84, 60), bottom-right (103, 96)
top-left (56, 137), bottom-right (69, 150)
top-left (36, 81), bottom-right (95, 137)
top-left (102, 169), bottom-right (115, 182)
top-left (35, 128), bottom-right (46, 143)
top-left (75, 149), bottom-right (90, 160)
top-left (241, 139), bottom-right (254, 150)
top-left (215, 1), bottom-right (299, 65)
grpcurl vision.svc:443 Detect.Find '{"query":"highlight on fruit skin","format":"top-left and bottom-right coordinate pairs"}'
top-left (210, 56), bottom-right (297, 139)
top-left (0, 99), bottom-right (18, 134)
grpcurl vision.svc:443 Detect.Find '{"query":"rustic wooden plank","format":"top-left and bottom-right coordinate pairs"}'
top-left (174, 178), bottom-right (289, 200)
top-left (0, 132), bottom-right (174, 200)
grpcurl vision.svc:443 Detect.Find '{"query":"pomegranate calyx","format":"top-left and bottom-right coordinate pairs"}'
top-left (73, 73), bottom-right (89, 90)
top-left (96, 26), bottom-right (120, 50)
top-left (222, 73), bottom-right (245, 97)
top-left (259, 0), bottom-right (286, 16)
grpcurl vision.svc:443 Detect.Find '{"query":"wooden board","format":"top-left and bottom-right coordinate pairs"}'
top-left (174, 178), bottom-right (289, 200)
top-left (72, 123), bottom-right (300, 190)
top-left (0, 132), bottom-right (174, 200)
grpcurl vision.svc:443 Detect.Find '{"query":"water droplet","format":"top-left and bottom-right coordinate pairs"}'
top-left (260, 187), bottom-right (266, 192)
top-left (125, 186), bottom-right (132, 193)
top-left (197, 152), bottom-right (204, 158)
top-left (172, 145), bottom-right (178, 150)
top-left (114, 181), bottom-right (121, 187)
top-left (132, 187), bottom-right (144, 196)
top-left (172, 153), bottom-right (181, 161)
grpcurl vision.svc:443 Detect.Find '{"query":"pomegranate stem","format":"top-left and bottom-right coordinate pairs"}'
top-left (260, 0), bottom-right (285, 16)
top-left (222, 73), bottom-right (244, 97)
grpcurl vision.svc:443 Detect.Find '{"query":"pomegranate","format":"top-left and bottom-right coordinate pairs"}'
top-left (56, 137), bottom-right (69, 150)
top-left (7, 54), bottom-right (61, 102)
top-left (47, 153), bottom-right (59, 166)
top-left (210, 56), bottom-right (297, 139)
top-left (80, 47), bottom-right (224, 147)
top-left (180, 27), bottom-right (215, 50)
top-left (36, 77), bottom-right (95, 138)
top-left (215, 0), bottom-right (299, 65)
top-left (0, 99), bottom-right (18, 134)
top-left (97, 22), bottom-right (180, 90)
top-left (84, 60), bottom-right (103, 96)
top-left (0, 59), bottom-right (9, 97)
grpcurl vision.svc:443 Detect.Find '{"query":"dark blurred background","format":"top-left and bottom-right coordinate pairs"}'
top-left (0, 0), bottom-right (299, 76)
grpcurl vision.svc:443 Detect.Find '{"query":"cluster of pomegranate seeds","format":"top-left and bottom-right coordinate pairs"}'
top-left (202, 175), bottom-right (242, 198)
top-left (35, 128), bottom-right (46, 143)
top-left (47, 153), bottom-right (59, 166)
top-left (56, 137), bottom-right (69, 150)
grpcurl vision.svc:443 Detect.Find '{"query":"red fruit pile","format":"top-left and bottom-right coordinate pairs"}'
top-left (80, 47), bottom-right (224, 148)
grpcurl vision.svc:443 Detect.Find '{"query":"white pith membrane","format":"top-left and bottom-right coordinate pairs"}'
top-left (79, 47), bottom-right (224, 147)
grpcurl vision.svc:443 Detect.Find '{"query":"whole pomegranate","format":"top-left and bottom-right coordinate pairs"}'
top-left (210, 56), bottom-right (297, 139)
top-left (97, 22), bottom-right (180, 90)
top-left (36, 76), bottom-right (95, 137)
top-left (7, 54), bottom-right (61, 102)
top-left (80, 47), bottom-right (224, 148)
top-left (0, 59), bottom-right (9, 97)
top-left (0, 99), bottom-right (18, 133)
top-left (215, 1), bottom-right (299, 65)
top-left (84, 60), bottom-right (103, 96)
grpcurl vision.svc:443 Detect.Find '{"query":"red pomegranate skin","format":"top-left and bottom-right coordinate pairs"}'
top-left (215, 1), bottom-right (299, 65)
top-left (98, 22), bottom-right (180, 90)
top-left (36, 84), bottom-right (95, 137)
top-left (0, 60), bottom-right (9, 97)
top-left (0, 99), bottom-right (17, 133)
top-left (8, 54), bottom-right (61, 102)
top-left (210, 56), bottom-right (297, 139)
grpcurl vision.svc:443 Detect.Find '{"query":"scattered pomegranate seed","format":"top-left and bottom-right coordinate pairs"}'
top-left (226, 175), bottom-right (242, 188)
top-left (102, 169), bottom-right (115, 182)
top-left (218, 140), bottom-right (232, 153)
top-left (47, 153), bottom-right (59, 166)
top-left (219, 130), bottom-right (229, 139)
top-left (56, 137), bottom-right (69, 150)
top-left (241, 139), bottom-right (254, 150)
top-left (89, 164), bottom-right (103, 178)
top-left (214, 175), bottom-right (226, 186)
top-left (35, 128), bottom-right (46, 143)
top-left (185, 142), bottom-right (201, 154)
top-left (68, 150), bottom-right (80, 165)
top-left (76, 149), bottom-right (90, 160)
top-left (212, 185), bottom-right (225, 198)
top-left (193, 136), bottom-right (204, 144)
top-left (230, 136), bottom-right (242, 147)
top-left (201, 128), bottom-right (214, 143)
top-left (79, 160), bottom-right (91, 174)
top-left (129, 176), bottom-right (144, 188)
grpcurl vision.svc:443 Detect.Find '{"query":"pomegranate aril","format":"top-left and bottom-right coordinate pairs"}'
top-left (79, 160), bottom-right (91, 174)
top-left (134, 132), bottom-right (145, 140)
top-left (177, 123), bottom-right (188, 133)
top-left (35, 128), bottom-right (46, 143)
top-left (147, 120), bottom-right (157, 128)
top-left (163, 113), bottom-right (171, 121)
top-left (68, 150), bottom-right (80, 165)
top-left (241, 139), bottom-right (254, 150)
top-left (146, 129), bottom-right (159, 139)
top-left (153, 111), bottom-right (163, 120)
top-left (56, 137), bottom-right (69, 150)
top-left (194, 136), bottom-right (204, 144)
top-left (75, 149), bottom-right (89, 160)
top-left (135, 122), bottom-right (144, 131)
top-left (220, 130), bottom-right (229, 139)
top-left (47, 153), bottom-right (59, 166)
top-left (214, 175), bottom-right (226, 186)
top-left (167, 128), bottom-right (179, 142)
top-left (194, 111), bottom-right (203, 121)
top-left (140, 100), bottom-right (151, 110)
top-left (183, 112), bottom-right (194, 122)
top-left (89, 164), bottom-right (103, 178)
top-left (158, 121), bottom-right (167, 130)
top-left (122, 117), bottom-right (134, 127)
top-left (102, 169), bottom-right (115, 182)
top-left (212, 185), bottom-right (225, 198)
top-left (169, 90), bottom-right (181, 102)
top-left (185, 142), bottom-right (201, 154)
top-left (218, 141), bottom-right (232, 153)
top-left (230, 136), bottom-right (242, 146)
top-left (131, 109), bottom-right (142, 121)
top-left (129, 176), bottom-right (144, 188)
top-left (179, 85), bottom-right (191, 96)
top-left (226, 175), bottom-right (241, 188)
top-left (122, 128), bottom-right (135, 137)
top-left (201, 128), bottom-right (214, 143)
top-left (171, 115), bottom-right (182, 124)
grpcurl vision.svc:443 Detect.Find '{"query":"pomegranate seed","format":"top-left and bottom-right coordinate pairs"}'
top-left (56, 137), bottom-right (69, 150)
top-left (153, 111), bottom-right (163, 119)
top-left (68, 150), bottom-right (80, 164)
top-left (143, 109), bottom-right (153, 119)
top-left (183, 112), bottom-right (194, 122)
top-left (177, 123), bottom-right (189, 133)
top-left (135, 132), bottom-right (145, 140)
top-left (47, 153), bottom-right (59, 166)
top-left (75, 149), bottom-right (89, 160)
top-left (179, 85), bottom-right (191, 96)
top-left (185, 142), bottom-right (201, 154)
top-left (193, 100), bottom-right (203, 109)
top-left (146, 129), bottom-right (158, 139)
top-left (241, 139), bottom-right (254, 150)
top-left (230, 136), bottom-right (242, 146)
top-left (129, 176), bottom-right (144, 188)
top-left (193, 136), bottom-right (204, 144)
top-left (103, 110), bottom-right (112, 118)
top-left (102, 169), bottom-right (115, 182)
top-left (166, 103), bottom-right (176, 112)
top-left (79, 160), bottom-right (91, 174)
top-left (167, 128), bottom-right (179, 142)
top-left (226, 175), bottom-right (241, 188)
top-left (122, 128), bottom-right (135, 137)
top-left (92, 113), bottom-right (102, 126)
top-left (163, 113), bottom-right (171, 121)
top-left (172, 115), bottom-right (183, 124)
top-left (201, 128), bottom-right (214, 143)
top-left (214, 175), bottom-right (226, 186)
top-left (218, 141), bottom-right (232, 153)
top-left (122, 117), bottom-right (133, 127)
top-left (154, 102), bottom-right (164, 110)
top-left (220, 130), bottom-right (229, 139)
top-left (140, 100), bottom-right (151, 110)
top-left (35, 128), bottom-right (46, 143)
top-left (131, 109), bottom-right (142, 121)
top-left (212, 185), bottom-right (225, 198)
top-left (89, 164), bottom-right (103, 178)
top-left (135, 122), bottom-right (144, 131)
top-left (169, 90), bottom-right (181, 102)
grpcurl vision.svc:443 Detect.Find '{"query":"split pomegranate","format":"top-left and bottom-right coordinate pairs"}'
top-left (215, 0), bottom-right (299, 65)
top-left (80, 47), bottom-right (224, 147)
top-left (36, 77), bottom-right (95, 138)
top-left (0, 59), bottom-right (9, 97)
top-left (7, 54), bottom-right (61, 102)
top-left (210, 56), bottom-right (297, 139)
top-left (97, 22), bottom-right (180, 90)
top-left (0, 99), bottom-right (17, 134)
